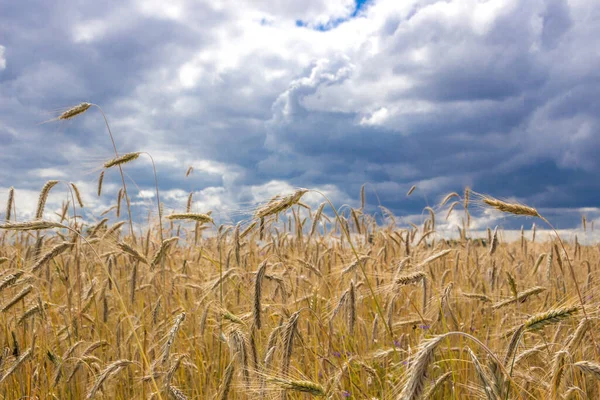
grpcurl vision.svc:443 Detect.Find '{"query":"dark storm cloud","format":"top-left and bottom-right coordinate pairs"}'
top-left (263, 0), bottom-right (600, 228)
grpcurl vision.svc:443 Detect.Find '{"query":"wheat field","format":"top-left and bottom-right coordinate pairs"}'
top-left (0, 104), bottom-right (599, 399)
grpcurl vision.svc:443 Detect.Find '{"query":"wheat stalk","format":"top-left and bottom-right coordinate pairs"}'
top-left (524, 306), bottom-right (579, 331)
top-left (150, 237), bottom-right (179, 269)
top-left (550, 350), bottom-right (568, 399)
top-left (440, 192), bottom-right (460, 207)
top-left (240, 221), bottom-right (257, 239)
top-left (267, 377), bottom-right (325, 396)
top-left (462, 292), bottom-right (492, 303)
top-left (97, 171), bottom-right (104, 196)
top-left (2, 284), bottom-right (33, 312)
top-left (186, 192), bottom-right (193, 213)
top-left (254, 189), bottom-right (308, 219)
top-left (422, 371), bottom-right (452, 399)
top-left (5, 186), bottom-right (14, 222)
top-left (58, 102), bottom-right (91, 120)
top-left (35, 180), bottom-right (59, 219)
top-left (160, 312), bottom-right (186, 365)
top-left (395, 271), bottom-right (426, 286)
top-left (417, 249), bottom-right (452, 268)
top-left (348, 280), bottom-right (356, 336)
top-left (281, 311), bottom-right (300, 376)
top-left (228, 329), bottom-right (249, 387)
top-left (0, 220), bottom-right (66, 231)
top-left (169, 385), bottom-right (188, 400)
top-left (504, 324), bottom-right (525, 366)
top-left (166, 213), bottom-right (213, 224)
top-left (103, 221), bottom-right (126, 239)
top-left (481, 195), bottom-right (540, 218)
top-left (31, 241), bottom-right (73, 272)
top-left (218, 359), bottom-right (235, 400)
top-left (116, 188), bottom-right (123, 217)
top-left (116, 242), bottom-right (148, 264)
top-left (466, 347), bottom-right (497, 400)
top-left (85, 359), bottom-right (133, 399)
top-left (573, 361), bottom-right (600, 379)
top-left (253, 261), bottom-right (267, 330)
top-left (103, 152), bottom-right (141, 169)
top-left (491, 286), bottom-right (546, 310)
top-left (0, 271), bottom-right (24, 292)
top-left (70, 182), bottom-right (84, 208)
top-left (567, 318), bottom-right (592, 353)
top-left (398, 335), bottom-right (445, 400)
top-left (0, 346), bottom-right (33, 384)
top-left (489, 226), bottom-right (498, 255)
top-left (234, 223), bottom-right (241, 265)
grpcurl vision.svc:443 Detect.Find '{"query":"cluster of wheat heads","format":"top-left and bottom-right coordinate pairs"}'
top-left (0, 105), bottom-right (600, 399)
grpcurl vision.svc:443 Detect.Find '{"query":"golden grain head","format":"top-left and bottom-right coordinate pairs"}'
top-left (0, 220), bottom-right (66, 231)
top-left (103, 152), bottom-right (141, 169)
top-left (166, 213), bottom-right (213, 224)
top-left (482, 195), bottom-right (540, 218)
top-left (58, 102), bottom-right (91, 120)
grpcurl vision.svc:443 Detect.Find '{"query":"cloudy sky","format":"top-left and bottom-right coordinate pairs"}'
top-left (1, 0), bottom-right (599, 233)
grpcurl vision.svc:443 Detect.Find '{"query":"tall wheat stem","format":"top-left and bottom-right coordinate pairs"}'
top-left (92, 104), bottom-right (135, 241)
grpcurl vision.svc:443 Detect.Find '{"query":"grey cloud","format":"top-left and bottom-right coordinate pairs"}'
top-left (1, 0), bottom-right (599, 230)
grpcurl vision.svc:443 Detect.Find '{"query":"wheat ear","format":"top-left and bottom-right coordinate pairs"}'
top-left (0, 221), bottom-right (66, 231)
top-left (398, 335), bottom-right (445, 400)
top-left (161, 312), bottom-right (186, 365)
top-left (267, 377), bottom-right (326, 396)
top-left (2, 285), bottom-right (33, 312)
top-left (481, 195), bottom-right (540, 217)
top-left (0, 346), bottom-right (33, 384)
top-left (254, 189), bottom-right (308, 219)
top-left (70, 182), bottom-right (84, 208)
top-left (422, 371), bottom-right (452, 399)
top-left (85, 359), bottom-right (132, 399)
top-left (5, 186), bottom-right (14, 222)
top-left (166, 213), bottom-right (213, 224)
top-left (466, 347), bottom-right (497, 400)
top-left (31, 242), bottom-right (72, 272)
top-left (116, 242), bottom-right (148, 264)
top-left (97, 171), bottom-right (104, 196)
top-left (524, 306), bottom-right (579, 331)
top-left (550, 350), bottom-right (568, 399)
top-left (103, 152), bottom-right (141, 169)
top-left (58, 102), bottom-right (91, 120)
top-left (150, 237), bottom-right (179, 269)
top-left (35, 180), bottom-right (59, 219)
top-left (218, 359), bottom-right (235, 400)
top-left (281, 311), bottom-right (300, 375)
top-left (573, 361), bottom-right (600, 379)
top-left (253, 261), bottom-right (267, 329)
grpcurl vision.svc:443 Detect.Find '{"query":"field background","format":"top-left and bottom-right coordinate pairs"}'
top-left (1, 160), bottom-right (599, 399)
